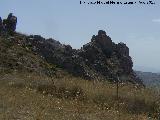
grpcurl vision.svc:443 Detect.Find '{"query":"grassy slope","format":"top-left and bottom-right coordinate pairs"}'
top-left (0, 34), bottom-right (160, 120)
top-left (0, 35), bottom-right (47, 73)
top-left (0, 72), bottom-right (159, 120)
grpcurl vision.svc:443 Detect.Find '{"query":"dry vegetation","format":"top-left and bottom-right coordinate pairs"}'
top-left (0, 31), bottom-right (160, 120)
top-left (0, 71), bottom-right (160, 120)
top-left (0, 35), bottom-right (160, 119)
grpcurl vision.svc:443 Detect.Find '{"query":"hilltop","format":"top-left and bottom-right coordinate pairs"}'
top-left (0, 13), bottom-right (143, 84)
top-left (0, 14), bottom-right (159, 119)
top-left (135, 71), bottom-right (160, 90)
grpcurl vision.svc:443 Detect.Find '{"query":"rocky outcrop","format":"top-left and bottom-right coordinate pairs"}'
top-left (21, 30), bottom-right (143, 85)
top-left (0, 14), bottom-right (143, 85)
top-left (0, 13), bottom-right (17, 35)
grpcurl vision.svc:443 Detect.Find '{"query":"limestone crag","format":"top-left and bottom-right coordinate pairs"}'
top-left (22, 30), bottom-right (142, 85)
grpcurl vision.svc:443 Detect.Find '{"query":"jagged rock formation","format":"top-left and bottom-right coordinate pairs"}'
top-left (0, 13), bottom-right (141, 83)
top-left (0, 13), bottom-right (17, 35)
top-left (0, 13), bottom-right (142, 84)
top-left (21, 30), bottom-right (142, 85)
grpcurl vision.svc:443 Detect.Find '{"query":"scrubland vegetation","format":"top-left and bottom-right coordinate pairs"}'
top-left (0, 71), bottom-right (159, 120)
top-left (0, 34), bottom-right (160, 120)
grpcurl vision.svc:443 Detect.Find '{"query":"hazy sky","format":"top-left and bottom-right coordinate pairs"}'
top-left (1, 0), bottom-right (160, 72)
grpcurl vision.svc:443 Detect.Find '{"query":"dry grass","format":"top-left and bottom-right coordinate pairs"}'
top-left (0, 72), bottom-right (159, 120)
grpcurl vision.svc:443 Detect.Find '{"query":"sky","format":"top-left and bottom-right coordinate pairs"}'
top-left (0, 0), bottom-right (160, 72)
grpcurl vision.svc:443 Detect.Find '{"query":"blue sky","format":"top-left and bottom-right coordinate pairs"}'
top-left (1, 0), bottom-right (160, 72)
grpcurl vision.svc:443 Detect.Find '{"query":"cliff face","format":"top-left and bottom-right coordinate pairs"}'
top-left (23, 30), bottom-right (142, 85)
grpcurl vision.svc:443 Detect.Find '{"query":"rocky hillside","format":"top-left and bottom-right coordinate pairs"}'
top-left (0, 30), bottom-right (142, 85)
top-left (23, 30), bottom-right (142, 84)
top-left (0, 14), bottom-right (143, 85)
top-left (0, 34), bottom-right (57, 75)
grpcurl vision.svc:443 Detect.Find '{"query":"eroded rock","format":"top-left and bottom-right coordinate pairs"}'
top-left (23, 30), bottom-right (143, 85)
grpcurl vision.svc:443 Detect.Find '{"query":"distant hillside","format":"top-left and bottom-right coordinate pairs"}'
top-left (135, 71), bottom-right (160, 90)
top-left (134, 65), bottom-right (160, 73)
